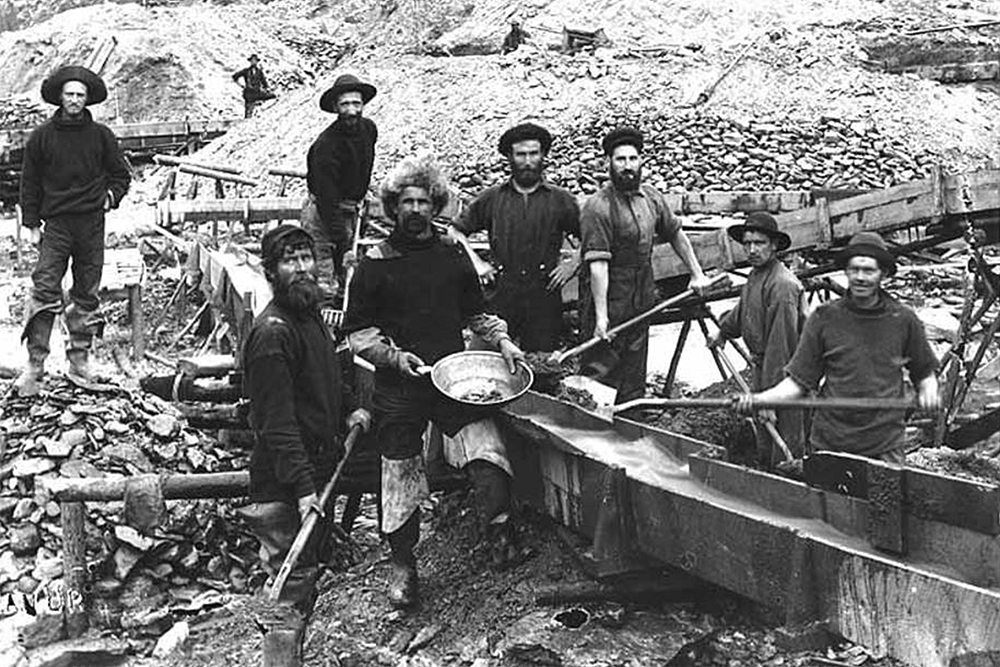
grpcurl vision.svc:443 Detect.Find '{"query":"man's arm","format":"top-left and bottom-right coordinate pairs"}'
top-left (102, 128), bottom-right (130, 210)
top-left (760, 283), bottom-right (803, 388)
top-left (19, 131), bottom-right (43, 228)
top-left (669, 229), bottom-right (711, 293)
top-left (917, 374), bottom-right (940, 412)
top-left (447, 226), bottom-right (496, 283)
top-left (307, 138), bottom-right (345, 213)
top-left (589, 259), bottom-right (610, 339)
top-left (710, 301), bottom-right (742, 348)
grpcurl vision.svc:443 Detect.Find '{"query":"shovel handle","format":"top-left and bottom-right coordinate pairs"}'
top-left (268, 423), bottom-right (363, 602)
top-left (613, 396), bottom-right (917, 413)
top-left (556, 274), bottom-right (727, 364)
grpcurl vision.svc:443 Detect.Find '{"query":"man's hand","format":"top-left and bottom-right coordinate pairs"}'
top-left (705, 329), bottom-right (724, 350)
top-left (498, 338), bottom-right (526, 374)
top-left (27, 226), bottom-right (41, 246)
top-left (474, 257), bottom-right (497, 286)
top-left (733, 393), bottom-right (758, 416)
top-left (297, 492), bottom-right (324, 523)
top-left (689, 272), bottom-right (714, 296)
top-left (917, 375), bottom-right (940, 413)
top-left (393, 350), bottom-right (428, 378)
top-left (346, 407), bottom-right (372, 433)
top-left (547, 254), bottom-right (580, 292)
top-left (593, 314), bottom-right (611, 341)
top-left (104, 190), bottom-right (113, 211)
top-left (757, 408), bottom-right (777, 425)
top-left (343, 249), bottom-right (359, 271)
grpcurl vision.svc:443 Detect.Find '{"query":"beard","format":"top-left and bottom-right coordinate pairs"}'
top-left (511, 159), bottom-right (544, 188)
top-left (274, 274), bottom-right (323, 314)
top-left (610, 165), bottom-right (642, 192)
top-left (400, 211), bottom-right (431, 238)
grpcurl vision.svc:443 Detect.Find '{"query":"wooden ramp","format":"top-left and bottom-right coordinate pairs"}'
top-left (501, 391), bottom-right (1000, 667)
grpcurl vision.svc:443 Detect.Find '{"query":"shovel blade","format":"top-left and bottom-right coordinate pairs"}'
top-left (559, 375), bottom-right (618, 422)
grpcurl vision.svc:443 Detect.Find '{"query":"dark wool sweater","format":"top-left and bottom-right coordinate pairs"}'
top-left (306, 116), bottom-right (377, 220)
top-left (243, 301), bottom-right (344, 503)
top-left (20, 109), bottom-right (131, 228)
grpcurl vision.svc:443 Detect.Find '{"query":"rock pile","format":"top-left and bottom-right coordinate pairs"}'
top-left (0, 381), bottom-right (261, 638)
top-left (452, 111), bottom-right (941, 200)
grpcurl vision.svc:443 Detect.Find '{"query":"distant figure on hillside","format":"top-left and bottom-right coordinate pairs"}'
top-left (16, 65), bottom-right (131, 396)
top-left (501, 21), bottom-right (528, 54)
top-left (303, 73), bottom-right (378, 309)
top-left (232, 54), bottom-right (274, 119)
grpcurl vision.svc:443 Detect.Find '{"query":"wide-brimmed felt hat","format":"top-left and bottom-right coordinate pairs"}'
top-left (498, 122), bottom-right (552, 155)
top-left (726, 212), bottom-right (791, 252)
top-left (261, 224), bottom-right (314, 268)
top-left (249, 54), bottom-right (259, 62)
top-left (319, 73), bottom-right (376, 112)
top-left (602, 127), bottom-right (643, 155)
top-left (40, 65), bottom-right (107, 106)
top-left (837, 231), bottom-right (896, 276)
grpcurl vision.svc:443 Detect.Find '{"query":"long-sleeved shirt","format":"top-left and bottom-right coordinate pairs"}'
top-left (306, 117), bottom-right (377, 223)
top-left (243, 301), bottom-right (344, 502)
top-left (20, 109), bottom-right (130, 228)
top-left (718, 259), bottom-right (804, 391)
top-left (232, 64), bottom-right (268, 92)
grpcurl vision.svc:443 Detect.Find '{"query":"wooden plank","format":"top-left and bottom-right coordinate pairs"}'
top-left (866, 461), bottom-right (905, 554)
top-left (159, 197), bottom-right (302, 223)
top-left (804, 451), bottom-right (1000, 535)
top-left (177, 353), bottom-right (236, 377)
top-left (663, 190), bottom-right (812, 215)
top-left (895, 60), bottom-right (1000, 83)
top-left (688, 455), bottom-right (824, 520)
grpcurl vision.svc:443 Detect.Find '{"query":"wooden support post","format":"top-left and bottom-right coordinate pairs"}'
top-left (14, 203), bottom-right (23, 271)
top-left (815, 197), bottom-right (832, 247)
top-left (129, 283), bottom-right (144, 360)
top-left (151, 279), bottom-right (185, 334)
top-left (930, 164), bottom-right (945, 217)
top-left (663, 318), bottom-right (692, 396)
top-left (61, 501), bottom-right (88, 637)
top-left (167, 300), bottom-right (210, 352)
top-left (695, 317), bottom-right (728, 381)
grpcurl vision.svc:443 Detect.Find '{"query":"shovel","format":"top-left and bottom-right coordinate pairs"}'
top-left (328, 202), bottom-right (368, 330)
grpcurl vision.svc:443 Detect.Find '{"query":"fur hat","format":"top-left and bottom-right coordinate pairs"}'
top-left (40, 65), bottom-right (107, 106)
top-left (602, 127), bottom-right (643, 155)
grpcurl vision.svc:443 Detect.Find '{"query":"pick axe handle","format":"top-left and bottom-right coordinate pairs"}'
top-left (556, 273), bottom-right (727, 364)
top-left (715, 344), bottom-right (793, 463)
top-left (267, 423), bottom-right (363, 602)
top-left (337, 203), bottom-right (368, 320)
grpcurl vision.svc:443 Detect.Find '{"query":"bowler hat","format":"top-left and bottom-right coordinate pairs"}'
top-left (320, 73), bottom-right (376, 112)
top-left (602, 127), bottom-right (643, 155)
top-left (498, 122), bottom-right (552, 155)
top-left (837, 231), bottom-right (896, 276)
top-left (726, 212), bottom-right (791, 252)
top-left (40, 65), bottom-right (107, 106)
top-left (261, 224), bottom-right (314, 269)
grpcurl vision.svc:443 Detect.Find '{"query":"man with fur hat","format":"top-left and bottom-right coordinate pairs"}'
top-left (232, 54), bottom-right (274, 119)
top-left (16, 65), bottom-right (130, 396)
top-left (707, 212), bottom-right (805, 463)
top-left (450, 122), bottom-right (580, 351)
top-left (580, 127), bottom-right (712, 403)
top-left (740, 231), bottom-right (940, 462)
top-left (343, 155), bottom-right (526, 609)
top-left (304, 73), bottom-right (378, 307)
top-left (240, 224), bottom-right (371, 617)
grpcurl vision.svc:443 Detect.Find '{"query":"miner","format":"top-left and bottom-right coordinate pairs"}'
top-left (343, 155), bottom-right (526, 608)
top-left (580, 127), bottom-right (712, 403)
top-left (16, 65), bottom-right (131, 396)
top-left (304, 73), bottom-right (378, 306)
top-left (450, 122), bottom-right (580, 351)
top-left (739, 232), bottom-right (940, 462)
top-left (707, 212), bottom-right (806, 462)
top-left (232, 54), bottom-right (274, 119)
top-left (240, 224), bottom-right (371, 617)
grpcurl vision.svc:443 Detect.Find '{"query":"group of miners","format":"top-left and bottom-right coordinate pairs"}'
top-left (16, 64), bottom-right (941, 634)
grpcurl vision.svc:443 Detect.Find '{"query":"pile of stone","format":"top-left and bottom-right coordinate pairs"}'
top-left (0, 381), bottom-right (261, 638)
top-left (0, 97), bottom-right (47, 133)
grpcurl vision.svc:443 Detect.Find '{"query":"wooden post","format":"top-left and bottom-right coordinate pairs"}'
top-left (129, 283), bottom-right (145, 360)
top-left (61, 501), bottom-right (88, 637)
top-left (815, 197), bottom-right (831, 248)
top-left (663, 318), bottom-right (692, 396)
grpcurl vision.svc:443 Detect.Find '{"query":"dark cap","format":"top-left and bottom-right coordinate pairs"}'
top-left (602, 127), bottom-right (643, 155)
top-left (40, 65), bottom-right (108, 106)
top-left (837, 231), bottom-right (896, 276)
top-left (726, 211), bottom-right (792, 252)
top-left (260, 224), bottom-right (314, 270)
top-left (498, 122), bottom-right (552, 155)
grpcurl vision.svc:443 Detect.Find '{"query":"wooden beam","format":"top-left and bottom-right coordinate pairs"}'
top-left (154, 154), bottom-right (242, 175)
top-left (268, 167), bottom-right (307, 179)
top-left (173, 163), bottom-right (259, 186)
top-left (158, 197), bottom-right (301, 224)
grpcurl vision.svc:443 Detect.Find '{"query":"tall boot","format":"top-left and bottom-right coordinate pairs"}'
top-left (66, 334), bottom-right (93, 384)
top-left (14, 312), bottom-right (55, 397)
top-left (465, 460), bottom-right (519, 570)
top-left (386, 511), bottom-right (419, 609)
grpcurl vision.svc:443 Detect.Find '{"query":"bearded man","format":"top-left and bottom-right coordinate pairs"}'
top-left (450, 122), bottom-right (580, 351)
top-left (343, 155), bottom-right (526, 609)
top-left (579, 127), bottom-right (711, 403)
top-left (240, 224), bottom-right (371, 617)
top-left (16, 65), bottom-right (130, 396)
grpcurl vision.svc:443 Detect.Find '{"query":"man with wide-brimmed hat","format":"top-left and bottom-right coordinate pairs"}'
top-left (450, 122), bottom-right (580, 351)
top-left (303, 73), bottom-right (378, 309)
top-left (579, 126), bottom-right (712, 403)
top-left (740, 231), bottom-right (940, 462)
top-left (232, 54), bottom-right (274, 119)
top-left (239, 223), bottom-right (371, 620)
top-left (15, 65), bottom-right (130, 396)
top-left (708, 211), bottom-right (805, 463)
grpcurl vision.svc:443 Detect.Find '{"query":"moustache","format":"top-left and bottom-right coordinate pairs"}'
top-left (402, 212), bottom-right (430, 234)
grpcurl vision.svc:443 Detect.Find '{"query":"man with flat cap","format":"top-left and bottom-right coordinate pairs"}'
top-left (450, 122), bottom-right (580, 351)
top-left (740, 231), bottom-right (939, 462)
top-left (580, 127), bottom-right (711, 403)
top-left (15, 65), bottom-right (130, 396)
top-left (707, 212), bottom-right (805, 463)
top-left (304, 73), bottom-right (378, 308)
top-left (232, 54), bottom-right (274, 119)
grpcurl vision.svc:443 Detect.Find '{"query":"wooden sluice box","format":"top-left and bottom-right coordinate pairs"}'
top-left (499, 391), bottom-right (1000, 667)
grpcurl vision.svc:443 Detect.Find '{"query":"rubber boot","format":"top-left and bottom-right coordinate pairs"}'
top-left (386, 511), bottom-right (419, 609)
top-left (66, 334), bottom-right (93, 385)
top-left (14, 311), bottom-right (55, 397)
top-left (466, 460), bottom-right (518, 571)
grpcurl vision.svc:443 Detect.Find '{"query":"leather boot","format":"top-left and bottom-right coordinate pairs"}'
top-left (66, 338), bottom-right (92, 384)
top-left (14, 312), bottom-right (54, 397)
top-left (386, 512), bottom-right (419, 609)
